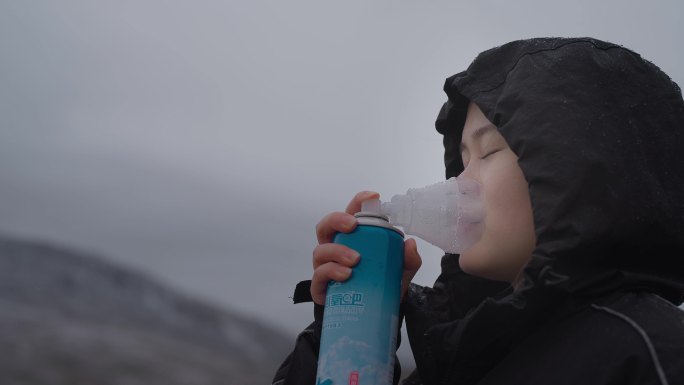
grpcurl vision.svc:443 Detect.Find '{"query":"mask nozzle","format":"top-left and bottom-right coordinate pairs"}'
top-left (366, 176), bottom-right (484, 254)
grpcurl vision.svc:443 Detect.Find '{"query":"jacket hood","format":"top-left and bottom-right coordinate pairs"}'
top-left (435, 37), bottom-right (684, 304)
top-left (423, 36), bottom-right (684, 384)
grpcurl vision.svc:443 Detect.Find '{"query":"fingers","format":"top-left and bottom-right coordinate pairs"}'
top-left (401, 238), bottom-right (422, 299)
top-left (310, 190), bottom-right (380, 305)
top-left (310, 239), bottom-right (422, 305)
top-left (316, 212), bottom-right (357, 244)
top-left (311, 243), bottom-right (360, 305)
top-left (315, 191), bottom-right (379, 244)
top-left (311, 262), bottom-right (353, 305)
top-left (313, 243), bottom-right (360, 269)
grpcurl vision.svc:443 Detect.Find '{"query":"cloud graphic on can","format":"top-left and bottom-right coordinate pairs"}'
top-left (318, 336), bottom-right (391, 385)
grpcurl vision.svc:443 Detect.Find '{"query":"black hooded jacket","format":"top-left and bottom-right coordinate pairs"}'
top-left (273, 37), bottom-right (684, 385)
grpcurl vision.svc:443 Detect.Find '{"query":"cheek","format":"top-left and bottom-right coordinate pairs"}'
top-left (459, 160), bottom-right (535, 282)
top-left (482, 159), bottom-right (532, 229)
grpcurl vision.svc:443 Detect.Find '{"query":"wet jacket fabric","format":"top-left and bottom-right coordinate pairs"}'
top-left (273, 37), bottom-right (684, 385)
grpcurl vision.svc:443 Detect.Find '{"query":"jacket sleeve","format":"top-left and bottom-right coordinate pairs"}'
top-left (272, 281), bottom-right (323, 385)
top-left (271, 314), bottom-right (323, 384)
top-left (272, 280), bottom-right (403, 385)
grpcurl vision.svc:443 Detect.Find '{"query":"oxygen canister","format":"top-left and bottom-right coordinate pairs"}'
top-left (315, 207), bottom-right (405, 385)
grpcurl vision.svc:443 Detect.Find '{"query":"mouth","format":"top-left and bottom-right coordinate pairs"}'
top-left (455, 220), bottom-right (484, 247)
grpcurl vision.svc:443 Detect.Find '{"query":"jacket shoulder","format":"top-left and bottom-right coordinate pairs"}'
top-left (478, 292), bottom-right (684, 385)
top-left (591, 292), bottom-right (684, 383)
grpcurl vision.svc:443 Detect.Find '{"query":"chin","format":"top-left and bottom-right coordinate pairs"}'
top-left (458, 248), bottom-right (513, 283)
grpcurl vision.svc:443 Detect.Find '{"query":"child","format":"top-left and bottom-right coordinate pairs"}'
top-left (273, 37), bottom-right (684, 385)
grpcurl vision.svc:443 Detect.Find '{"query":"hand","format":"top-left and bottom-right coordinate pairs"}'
top-left (311, 191), bottom-right (422, 305)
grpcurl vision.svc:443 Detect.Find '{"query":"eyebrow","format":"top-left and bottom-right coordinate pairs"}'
top-left (459, 124), bottom-right (497, 153)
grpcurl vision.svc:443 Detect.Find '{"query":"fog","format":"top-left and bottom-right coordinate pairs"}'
top-left (1, 0), bottom-right (682, 349)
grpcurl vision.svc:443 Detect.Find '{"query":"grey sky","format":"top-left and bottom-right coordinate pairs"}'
top-left (1, 0), bottom-right (682, 350)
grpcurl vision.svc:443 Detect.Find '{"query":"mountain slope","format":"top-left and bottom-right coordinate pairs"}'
top-left (0, 236), bottom-right (291, 385)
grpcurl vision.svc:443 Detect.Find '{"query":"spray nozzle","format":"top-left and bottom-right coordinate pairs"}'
top-left (360, 199), bottom-right (382, 215)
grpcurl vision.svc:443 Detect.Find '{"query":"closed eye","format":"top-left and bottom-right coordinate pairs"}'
top-left (480, 149), bottom-right (502, 160)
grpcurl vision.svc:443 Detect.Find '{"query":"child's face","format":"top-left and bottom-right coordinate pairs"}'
top-left (458, 102), bottom-right (536, 283)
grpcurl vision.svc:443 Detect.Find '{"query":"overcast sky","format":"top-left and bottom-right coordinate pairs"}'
top-left (1, 0), bottom-right (682, 353)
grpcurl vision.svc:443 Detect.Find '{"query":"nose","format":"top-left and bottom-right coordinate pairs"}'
top-left (458, 160), bottom-right (480, 182)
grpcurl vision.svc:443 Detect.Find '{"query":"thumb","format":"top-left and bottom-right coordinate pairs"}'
top-left (401, 238), bottom-right (422, 299)
top-left (404, 238), bottom-right (422, 274)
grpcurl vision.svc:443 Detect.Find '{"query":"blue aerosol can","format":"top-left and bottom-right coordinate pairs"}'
top-left (316, 200), bottom-right (404, 385)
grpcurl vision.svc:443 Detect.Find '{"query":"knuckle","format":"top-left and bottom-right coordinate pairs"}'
top-left (312, 244), bottom-right (330, 266)
top-left (316, 212), bottom-right (344, 243)
top-left (312, 267), bottom-right (324, 283)
top-left (315, 219), bottom-right (327, 238)
top-left (312, 246), bottom-right (320, 264)
top-left (314, 262), bottom-right (332, 280)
